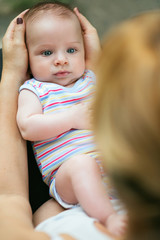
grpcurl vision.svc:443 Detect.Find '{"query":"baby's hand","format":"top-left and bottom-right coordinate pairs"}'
top-left (70, 102), bottom-right (92, 130)
top-left (106, 212), bottom-right (127, 237)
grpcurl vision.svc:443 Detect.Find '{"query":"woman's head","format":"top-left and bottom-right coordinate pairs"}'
top-left (95, 10), bottom-right (160, 238)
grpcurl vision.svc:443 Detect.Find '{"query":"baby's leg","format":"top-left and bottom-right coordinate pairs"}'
top-left (55, 154), bottom-right (115, 224)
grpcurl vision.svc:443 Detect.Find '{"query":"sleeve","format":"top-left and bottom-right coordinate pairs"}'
top-left (19, 79), bottom-right (40, 98)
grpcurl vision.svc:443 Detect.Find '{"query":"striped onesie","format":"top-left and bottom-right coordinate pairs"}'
top-left (20, 70), bottom-right (100, 197)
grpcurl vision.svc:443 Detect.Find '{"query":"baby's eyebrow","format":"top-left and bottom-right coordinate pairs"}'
top-left (67, 41), bottom-right (81, 44)
top-left (36, 44), bottom-right (53, 49)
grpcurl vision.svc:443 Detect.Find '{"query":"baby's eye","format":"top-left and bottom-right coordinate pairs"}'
top-left (67, 48), bottom-right (76, 54)
top-left (42, 50), bottom-right (52, 56)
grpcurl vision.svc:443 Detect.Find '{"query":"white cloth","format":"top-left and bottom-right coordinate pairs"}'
top-left (36, 206), bottom-right (111, 240)
top-left (52, 178), bottom-right (79, 208)
top-left (36, 200), bottom-right (125, 240)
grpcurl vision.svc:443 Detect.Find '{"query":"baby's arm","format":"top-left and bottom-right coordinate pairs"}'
top-left (17, 89), bottom-right (91, 141)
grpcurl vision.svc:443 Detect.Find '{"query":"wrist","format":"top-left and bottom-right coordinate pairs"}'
top-left (1, 70), bottom-right (25, 90)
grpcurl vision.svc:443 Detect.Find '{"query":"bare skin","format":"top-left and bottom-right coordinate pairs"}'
top-left (0, 6), bottom-right (123, 240)
top-left (0, 10), bottom-right (61, 240)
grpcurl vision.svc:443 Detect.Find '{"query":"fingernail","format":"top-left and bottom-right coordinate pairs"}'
top-left (17, 18), bottom-right (23, 24)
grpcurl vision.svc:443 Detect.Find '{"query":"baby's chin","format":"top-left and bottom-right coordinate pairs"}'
top-left (32, 70), bottom-right (86, 85)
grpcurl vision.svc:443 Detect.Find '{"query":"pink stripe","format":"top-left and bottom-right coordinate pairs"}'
top-left (43, 93), bottom-right (92, 110)
top-left (40, 79), bottom-right (93, 97)
top-left (34, 132), bottom-right (67, 148)
top-left (40, 89), bottom-right (62, 98)
top-left (38, 134), bottom-right (91, 159)
top-left (50, 167), bottom-right (59, 178)
top-left (43, 98), bottom-right (82, 109)
top-left (42, 148), bottom-right (75, 170)
top-left (77, 80), bottom-right (92, 93)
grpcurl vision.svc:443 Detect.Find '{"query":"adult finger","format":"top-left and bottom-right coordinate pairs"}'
top-left (73, 7), bottom-right (95, 33)
top-left (3, 9), bottom-right (28, 42)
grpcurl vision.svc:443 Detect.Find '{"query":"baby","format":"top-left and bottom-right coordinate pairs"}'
top-left (17, 1), bottom-right (126, 236)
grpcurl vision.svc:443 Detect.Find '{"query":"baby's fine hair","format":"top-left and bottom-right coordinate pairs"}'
top-left (24, 1), bottom-right (75, 22)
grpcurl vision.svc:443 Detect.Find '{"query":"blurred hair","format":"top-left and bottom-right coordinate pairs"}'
top-left (24, 1), bottom-right (75, 22)
top-left (94, 10), bottom-right (160, 239)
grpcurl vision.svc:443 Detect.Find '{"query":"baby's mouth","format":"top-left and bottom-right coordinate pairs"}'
top-left (54, 71), bottom-right (70, 77)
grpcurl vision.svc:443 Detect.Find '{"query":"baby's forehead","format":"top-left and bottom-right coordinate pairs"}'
top-left (25, 9), bottom-right (81, 30)
top-left (25, 10), bottom-right (83, 44)
top-left (26, 10), bottom-right (82, 35)
top-left (26, 9), bottom-right (78, 25)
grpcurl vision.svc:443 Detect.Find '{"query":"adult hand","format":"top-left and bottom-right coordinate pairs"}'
top-left (74, 7), bottom-right (101, 70)
top-left (2, 10), bottom-right (29, 86)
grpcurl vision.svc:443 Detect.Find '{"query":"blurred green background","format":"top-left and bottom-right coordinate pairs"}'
top-left (1, 0), bottom-right (160, 47)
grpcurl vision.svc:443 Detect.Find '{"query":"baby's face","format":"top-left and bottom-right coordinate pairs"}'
top-left (26, 12), bottom-right (85, 87)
